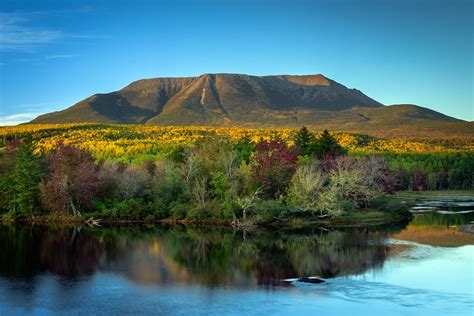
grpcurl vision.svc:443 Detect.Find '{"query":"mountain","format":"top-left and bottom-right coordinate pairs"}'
top-left (30, 73), bottom-right (469, 135)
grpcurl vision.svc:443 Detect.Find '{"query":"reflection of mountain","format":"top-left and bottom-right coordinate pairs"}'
top-left (0, 225), bottom-right (405, 288)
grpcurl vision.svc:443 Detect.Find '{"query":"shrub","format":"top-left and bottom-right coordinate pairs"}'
top-left (317, 191), bottom-right (350, 218)
top-left (167, 145), bottom-right (187, 164)
top-left (286, 164), bottom-right (326, 214)
top-left (369, 196), bottom-right (409, 216)
top-left (171, 202), bottom-right (189, 220)
top-left (186, 206), bottom-right (211, 221)
top-left (250, 200), bottom-right (289, 222)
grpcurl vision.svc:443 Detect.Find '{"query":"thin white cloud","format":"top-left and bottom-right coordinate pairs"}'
top-left (45, 54), bottom-right (81, 60)
top-left (14, 102), bottom-right (51, 109)
top-left (0, 11), bottom-right (105, 52)
top-left (0, 112), bottom-right (44, 126)
top-left (0, 12), bottom-right (62, 52)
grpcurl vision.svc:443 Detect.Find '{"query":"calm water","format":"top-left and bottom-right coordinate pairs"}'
top-left (1, 200), bottom-right (473, 315)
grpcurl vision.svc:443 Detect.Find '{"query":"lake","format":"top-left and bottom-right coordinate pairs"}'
top-left (1, 198), bottom-right (473, 315)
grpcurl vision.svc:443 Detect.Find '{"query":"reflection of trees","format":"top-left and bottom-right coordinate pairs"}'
top-left (39, 227), bottom-right (103, 276)
top-left (144, 226), bottom-right (397, 286)
top-left (0, 222), bottom-right (409, 288)
top-left (284, 229), bottom-right (389, 278)
top-left (0, 225), bottom-right (103, 278)
top-left (0, 225), bottom-right (42, 277)
top-left (392, 213), bottom-right (474, 247)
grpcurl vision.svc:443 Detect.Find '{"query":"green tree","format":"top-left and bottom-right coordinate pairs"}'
top-left (234, 135), bottom-right (255, 164)
top-left (0, 139), bottom-right (21, 213)
top-left (8, 141), bottom-right (43, 217)
top-left (294, 126), bottom-right (316, 156)
top-left (313, 129), bottom-right (347, 159)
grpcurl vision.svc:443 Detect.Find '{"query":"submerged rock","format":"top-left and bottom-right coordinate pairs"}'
top-left (297, 277), bottom-right (326, 284)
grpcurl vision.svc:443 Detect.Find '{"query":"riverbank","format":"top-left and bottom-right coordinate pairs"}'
top-left (395, 190), bottom-right (474, 201)
top-left (6, 190), bottom-right (474, 228)
top-left (396, 190), bottom-right (474, 237)
top-left (0, 209), bottom-right (411, 228)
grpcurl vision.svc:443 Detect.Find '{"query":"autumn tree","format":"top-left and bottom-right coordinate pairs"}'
top-left (251, 140), bottom-right (297, 198)
top-left (40, 143), bottom-right (111, 216)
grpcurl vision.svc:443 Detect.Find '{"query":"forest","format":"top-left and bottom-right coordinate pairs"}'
top-left (0, 124), bottom-right (472, 224)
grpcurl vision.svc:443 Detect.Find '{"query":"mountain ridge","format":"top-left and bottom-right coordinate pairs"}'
top-left (30, 73), bottom-right (468, 133)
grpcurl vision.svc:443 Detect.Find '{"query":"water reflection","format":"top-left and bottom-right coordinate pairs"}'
top-left (393, 210), bottom-right (474, 247)
top-left (1, 213), bottom-right (473, 316)
top-left (0, 223), bottom-right (409, 287)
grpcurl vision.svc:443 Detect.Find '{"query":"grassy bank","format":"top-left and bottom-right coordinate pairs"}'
top-left (396, 190), bottom-right (474, 201)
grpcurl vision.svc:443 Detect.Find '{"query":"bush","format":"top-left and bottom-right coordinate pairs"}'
top-left (167, 145), bottom-right (187, 164)
top-left (286, 164), bottom-right (325, 214)
top-left (337, 199), bottom-right (357, 213)
top-left (317, 191), bottom-right (353, 218)
top-left (114, 198), bottom-right (148, 219)
top-left (252, 200), bottom-right (289, 222)
top-left (171, 202), bottom-right (189, 220)
top-left (369, 196), bottom-right (409, 216)
top-left (186, 206), bottom-right (211, 221)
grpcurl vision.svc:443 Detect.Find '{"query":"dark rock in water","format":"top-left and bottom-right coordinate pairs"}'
top-left (297, 277), bottom-right (326, 284)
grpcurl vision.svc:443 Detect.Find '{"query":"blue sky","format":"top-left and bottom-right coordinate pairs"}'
top-left (0, 0), bottom-right (472, 125)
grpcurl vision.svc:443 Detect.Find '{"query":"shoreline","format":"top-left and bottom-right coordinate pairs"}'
top-left (3, 190), bottom-right (473, 229)
top-left (0, 212), bottom-right (411, 228)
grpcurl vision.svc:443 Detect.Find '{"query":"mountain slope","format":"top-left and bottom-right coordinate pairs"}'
top-left (30, 73), bottom-right (468, 135)
top-left (31, 73), bottom-right (383, 125)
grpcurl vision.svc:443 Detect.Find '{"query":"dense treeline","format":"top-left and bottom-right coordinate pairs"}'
top-left (386, 154), bottom-right (473, 190)
top-left (0, 127), bottom-right (471, 222)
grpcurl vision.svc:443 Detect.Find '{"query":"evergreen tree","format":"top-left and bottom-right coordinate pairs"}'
top-left (234, 134), bottom-right (255, 164)
top-left (294, 126), bottom-right (316, 156)
top-left (0, 139), bottom-right (21, 213)
top-left (313, 129), bottom-right (347, 159)
top-left (7, 141), bottom-right (43, 217)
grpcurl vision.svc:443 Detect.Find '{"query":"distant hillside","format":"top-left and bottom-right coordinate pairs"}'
top-left (30, 73), bottom-right (470, 135)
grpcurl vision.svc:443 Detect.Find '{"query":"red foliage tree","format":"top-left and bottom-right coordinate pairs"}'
top-left (251, 140), bottom-right (298, 198)
top-left (40, 142), bottom-right (112, 216)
